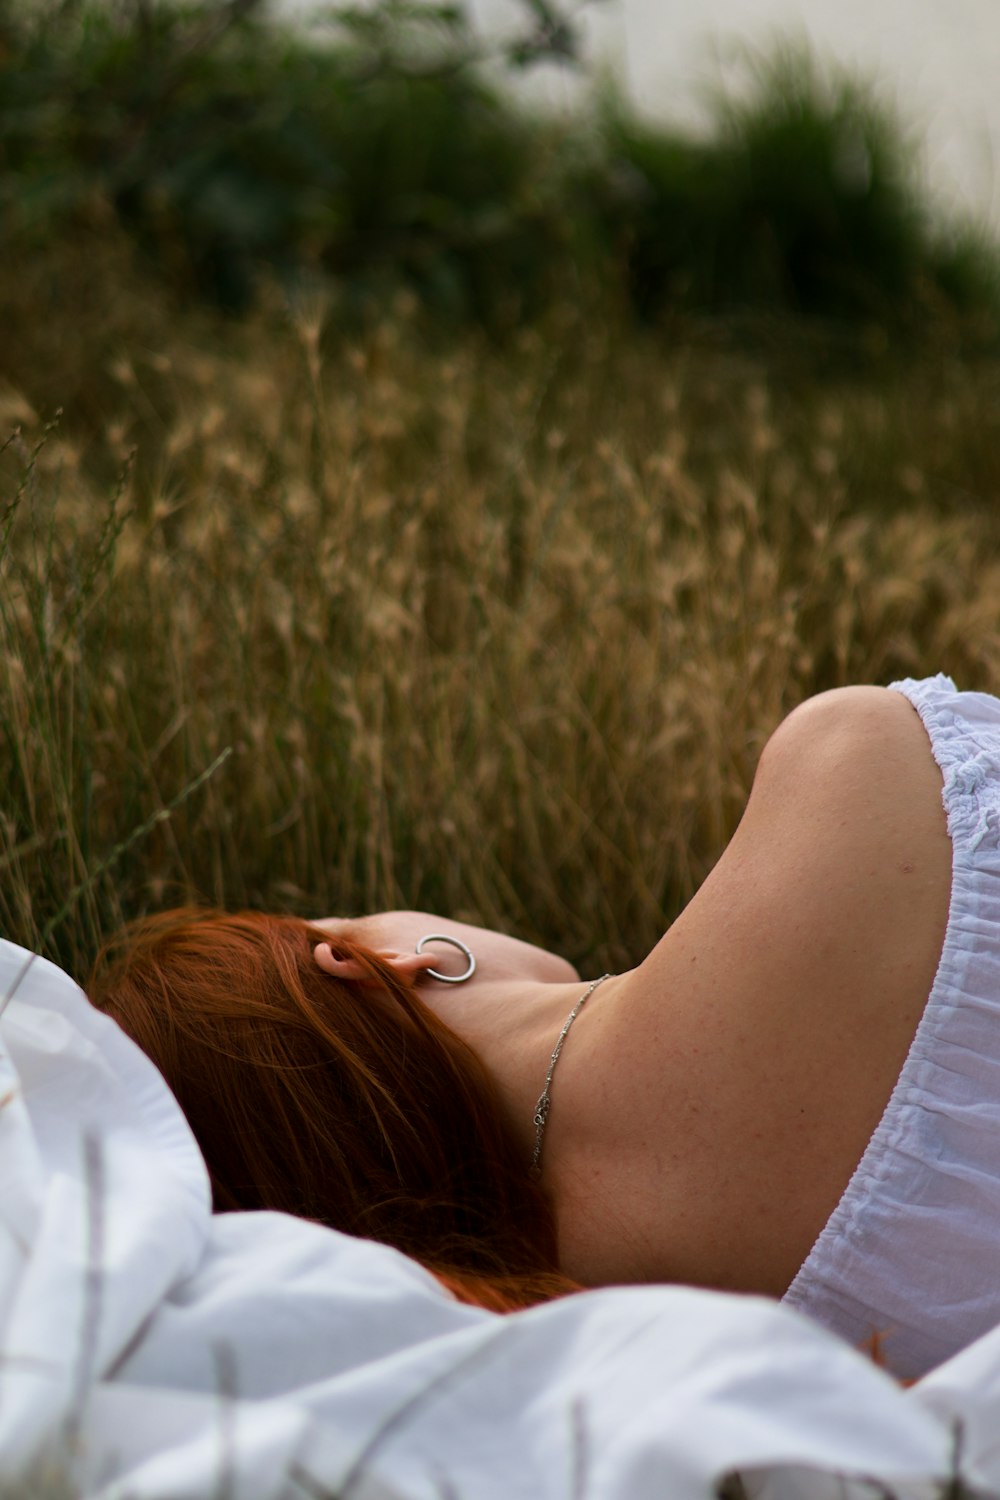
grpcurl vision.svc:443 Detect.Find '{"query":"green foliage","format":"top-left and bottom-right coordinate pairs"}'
top-left (0, 3), bottom-right (997, 331)
top-left (0, 0), bottom-right (596, 320)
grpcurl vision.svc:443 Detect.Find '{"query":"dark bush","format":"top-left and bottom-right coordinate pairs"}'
top-left (585, 49), bottom-right (999, 328)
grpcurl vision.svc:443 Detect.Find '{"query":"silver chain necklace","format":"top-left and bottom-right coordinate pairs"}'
top-left (528, 973), bottom-right (613, 1180)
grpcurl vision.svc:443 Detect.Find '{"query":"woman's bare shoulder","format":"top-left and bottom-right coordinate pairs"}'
top-left (570, 685), bottom-right (952, 1293)
top-left (725, 684), bottom-right (947, 892)
top-left (752, 683), bottom-right (933, 793)
top-left (675, 683), bottom-right (948, 1282)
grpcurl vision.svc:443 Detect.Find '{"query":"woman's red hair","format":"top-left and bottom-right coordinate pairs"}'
top-left (87, 908), bottom-right (578, 1312)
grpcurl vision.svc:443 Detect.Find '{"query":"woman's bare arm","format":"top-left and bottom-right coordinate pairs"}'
top-left (554, 688), bottom-right (951, 1293)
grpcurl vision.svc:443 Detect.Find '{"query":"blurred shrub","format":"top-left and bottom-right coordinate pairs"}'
top-left (0, 0), bottom-right (596, 319)
top-left (585, 48), bottom-right (1000, 329)
top-left (0, 3), bottom-right (997, 333)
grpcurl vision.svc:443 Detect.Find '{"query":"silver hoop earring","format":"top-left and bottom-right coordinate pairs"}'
top-left (415, 934), bottom-right (477, 984)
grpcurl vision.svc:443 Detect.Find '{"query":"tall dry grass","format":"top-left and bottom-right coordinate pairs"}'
top-left (3, 241), bottom-right (1000, 982)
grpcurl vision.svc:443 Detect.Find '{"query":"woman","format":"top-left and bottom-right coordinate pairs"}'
top-left (90, 676), bottom-right (1000, 1377)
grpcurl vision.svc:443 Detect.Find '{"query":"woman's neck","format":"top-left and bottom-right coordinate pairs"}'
top-left (426, 972), bottom-right (628, 1168)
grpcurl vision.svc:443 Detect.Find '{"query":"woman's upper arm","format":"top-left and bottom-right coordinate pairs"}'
top-left (633, 686), bottom-right (952, 1290)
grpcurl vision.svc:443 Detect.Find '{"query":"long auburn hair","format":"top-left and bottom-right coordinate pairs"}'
top-left (87, 907), bottom-right (577, 1312)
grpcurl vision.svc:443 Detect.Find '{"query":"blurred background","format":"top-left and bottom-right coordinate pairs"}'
top-left (388, 0), bottom-right (1000, 231)
top-left (3, 0), bottom-right (1000, 981)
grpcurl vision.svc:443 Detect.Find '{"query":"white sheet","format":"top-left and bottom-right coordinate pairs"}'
top-left (0, 936), bottom-right (996, 1500)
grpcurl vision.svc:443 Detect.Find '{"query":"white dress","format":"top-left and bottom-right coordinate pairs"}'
top-left (783, 674), bottom-right (1000, 1378)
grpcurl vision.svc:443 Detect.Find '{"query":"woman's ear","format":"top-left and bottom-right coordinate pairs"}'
top-left (313, 942), bottom-right (437, 984)
top-left (312, 942), bottom-right (367, 980)
top-left (384, 951), bottom-right (439, 981)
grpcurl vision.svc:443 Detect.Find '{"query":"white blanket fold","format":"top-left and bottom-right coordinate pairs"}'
top-left (0, 937), bottom-right (997, 1500)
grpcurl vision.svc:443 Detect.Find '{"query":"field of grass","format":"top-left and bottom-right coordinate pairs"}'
top-left (3, 228), bottom-right (1000, 984)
